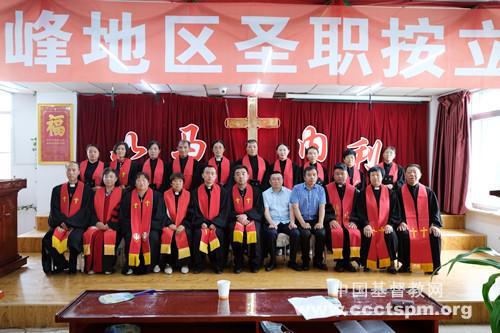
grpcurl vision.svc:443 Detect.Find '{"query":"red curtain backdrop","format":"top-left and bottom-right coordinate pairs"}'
top-left (432, 91), bottom-right (470, 214)
top-left (77, 94), bottom-right (429, 184)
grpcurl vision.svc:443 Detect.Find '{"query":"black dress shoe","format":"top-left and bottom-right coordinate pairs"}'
top-left (363, 267), bottom-right (371, 272)
top-left (250, 266), bottom-right (260, 273)
top-left (192, 268), bottom-right (203, 274)
top-left (287, 262), bottom-right (302, 271)
top-left (301, 262), bottom-right (310, 271)
top-left (344, 262), bottom-right (357, 272)
top-left (387, 267), bottom-right (397, 274)
top-left (398, 266), bottom-right (411, 273)
top-left (215, 267), bottom-right (224, 274)
top-left (265, 263), bottom-right (276, 272)
top-left (334, 262), bottom-right (344, 272)
top-left (313, 262), bottom-right (328, 271)
top-left (233, 267), bottom-right (242, 274)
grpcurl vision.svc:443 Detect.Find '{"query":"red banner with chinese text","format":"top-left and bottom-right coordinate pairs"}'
top-left (0, 0), bottom-right (499, 88)
top-left (38, 104), bottom-right (73, 164)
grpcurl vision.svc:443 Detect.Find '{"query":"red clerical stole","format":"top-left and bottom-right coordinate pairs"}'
top-left (348, 167), bottom-right (361, 187)
top-left (326, 183), bottom-right (361, 259)
top-left (274, 159), bottom-right (293, 189)
top-left (128, 188), bottom-right (153, 267)
top-left (173, 156), bottom-right (194, 189)
top-left (142, 158), bottom-right (164, 189)
top-left (160, 189), bottom-right (191, 259)
top-left (365, 185), bottom-right (391, 269)
top-left (304, 161), bottom-right (324, 182)
top-left (242, 155), bottom-right (266, 183)
top-left (197, 184), bottom-right (221, 253)
top-left (110, 158), bottom-right (132, 186)
top-left (79, 160), bottom-right (104, 186)
top-left (208, 156), bottom-right (231, 185)
top-left (232, 185), bottom-right (257, 244)
top-left (52, 182), bottom-right (84, 254)
top-left (401, 184), bottom-right (433, 273)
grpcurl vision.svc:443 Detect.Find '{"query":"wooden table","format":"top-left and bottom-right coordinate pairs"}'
top-left (56, 289), bottom-right (451, 333)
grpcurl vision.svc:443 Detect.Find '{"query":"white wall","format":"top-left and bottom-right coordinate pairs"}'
top-left (11, 92), bottom-right (77, 235)
top-left (428, 96), bottom-right (439, 186)
top-left (466, 210), bottom-right (500, 251)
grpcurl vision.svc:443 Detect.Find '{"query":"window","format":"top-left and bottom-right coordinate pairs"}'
top-left (468, 89), bottom-right (500, 212)
top-left (0, 91), bottom-right (12, 179)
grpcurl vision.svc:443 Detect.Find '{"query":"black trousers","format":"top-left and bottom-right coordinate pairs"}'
top-left (230, 222), bottom-right (262, 270)
top-left (160, 228), bottom-right (192, 268)
top-left (298, 220), bottom-right (326, 265)
top-left (397, 229), bottom-right (441, 270)
top-left (192, 227), bottom-right (225, 271)
top-left (123, 229), bottom-right (161, 274)
top-left (42, 227), bottom-right (84, 273)
top-left (264, 223), bottom-right (300, 264)
top-left (360, 230), bottom-right (398, 267)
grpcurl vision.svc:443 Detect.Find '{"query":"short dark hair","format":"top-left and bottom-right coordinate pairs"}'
top-left (113, 141), bottom-right (129, 154)
top-left (405, 163), bottom-right (422, 172)
top-left (276, 143), bottom-right (289, 151)
top-left (269, 171), bottom-right (283, 178)
top-left (86, 143), bottom-right (100, 152)
top-left (342, 148), bottom-right (356, 159)
top-left (368, 165), bottom-right (385, 177)
top-left (203, 164), bottom-right (217, 172)
top-left (170, 172), bottom-right (185, 183)
top-left (246, 139), bottom-right (258, 146)
top-left (147, 140), bottom-right (161, 150)
top-left (135, 172), bottom-right (150, 182)
top-left (305, 146), bottom-right (319, 154)
top-left (303, 165), bottom-right (318, 176)
top-left (384, 146), bottom-right (397, 154)
top-left (102, 167), bottom-right (117, 178)
top-left (212, 139), bottom-right (225, 149)
top-left (233, 164), bottom-right (248, 174)
top-left (333, 163), bottom-right (347, 172)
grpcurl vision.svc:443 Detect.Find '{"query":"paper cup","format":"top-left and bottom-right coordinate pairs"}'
top-left (217, 299), bottom-right (231, 315)
top-left (326, 278), bottom-right (340, 297)
top-left (217, 280), bottom-right (231, 300)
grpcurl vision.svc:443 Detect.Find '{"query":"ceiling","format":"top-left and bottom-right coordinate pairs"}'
top-left (0, 82), bottom-right (459, 99)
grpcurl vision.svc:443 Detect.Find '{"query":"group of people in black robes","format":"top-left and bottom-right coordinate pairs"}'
top-left (41, 139), bottom-right (442, 276)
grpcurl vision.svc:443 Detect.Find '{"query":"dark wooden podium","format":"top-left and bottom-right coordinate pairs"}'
top-left (0, 179), bottom-right (28, 277)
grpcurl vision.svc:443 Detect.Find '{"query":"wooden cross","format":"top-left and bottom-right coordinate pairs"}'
top-left (225, 97), bottom-right (280, 141)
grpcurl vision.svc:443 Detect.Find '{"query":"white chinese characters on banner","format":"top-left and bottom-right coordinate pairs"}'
top-left (347, 137), bottom-right (383, 170)
top-left (171, 124), bottom-right (207, 161)
top-left (165, 16), bottom-right (222, 73)
top-left (297, 125), bottom-right (328, 162)
top-left (381, 17), bottom-right (445, 78)
top-left (309, 17), bottom-right (372, 76)
top-left (109, 131), bottom-right (147, 161)
top-left (235, 16), bottom-right (299, 73)
top-left (455, 20), bottom-right (500, 76)
top-left (5, 10), bottom-right (72, 73)
top-left (82, 12), bottom-right (149, 74)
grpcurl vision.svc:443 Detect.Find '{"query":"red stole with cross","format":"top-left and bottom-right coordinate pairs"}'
top-left (79, 160), bottom-right (104, 186)
top-left (326, 183), bottom-right (361, 259)
top-left (160, 189), bottom-right (191, 259)
top-left (231, 185), bottom-right (257, 244)
top-left (348, 166), bottom-right (361, 187)
top-left (142, 158), bottom-right (164, 189)
top-left (110, 158), bottom-right (132, 186)
top-left (128, 188), bottom-right (153, 267)
top-left (242, 155), bottom-right (266, 183)
top-left (197, 184), bottom-right (221, 253)
top-left (52, 182), bottom-right (84, 254)
top-left (173, 156), bottom-right (194, 189)
top-left (365, 185), bottom-right (391, 269)
top-left (304, 161), bottom-right (324, 182)
top-left (402, 184), bottom-right (433, 272)
top-left (83, 187), bottom-right (121, 269)
top-left (378, 162), bottom-right (399, 185)
top-left (209, 156), bottom-right (231, 185)
top-left (274, 159), bottom-right (293, 189)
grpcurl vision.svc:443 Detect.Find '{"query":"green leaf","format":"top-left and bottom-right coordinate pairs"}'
top-left (490, 296), bottom-right (500, 333)
top-left (458, 258), bottom-right (500, 270)
top-left (432, 247), bottom-right (500, 279)
top-left (483, 273), bottom-right (500, 313)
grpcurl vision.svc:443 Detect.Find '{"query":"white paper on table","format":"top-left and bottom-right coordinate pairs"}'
top-left (334, 320), bottom-right (368, 333)
top-left (359, 320), bottom-right (396, 333)
top-left (288, 296), bottom-right (343, 320)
